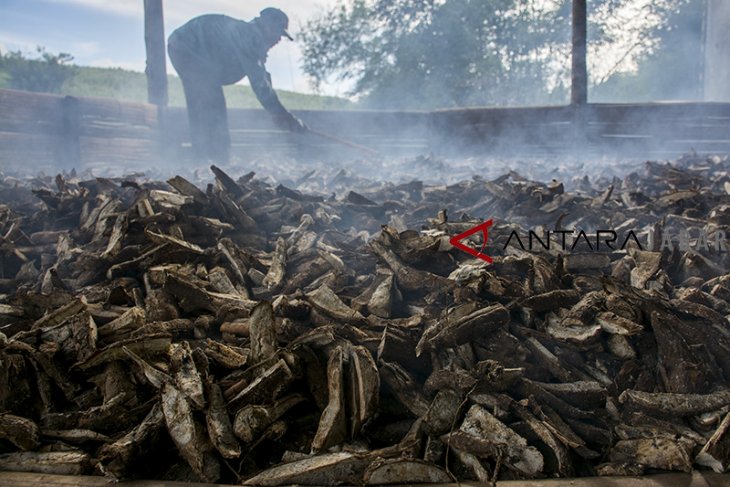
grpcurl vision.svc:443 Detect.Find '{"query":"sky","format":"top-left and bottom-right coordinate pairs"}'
top-left (0, 0), bottom-right (344, 96)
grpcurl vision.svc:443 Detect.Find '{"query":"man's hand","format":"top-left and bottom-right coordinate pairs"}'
top-left (274, 113), bottom-right (308, 133)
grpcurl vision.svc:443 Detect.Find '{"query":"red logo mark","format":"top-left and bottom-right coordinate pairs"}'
top-left (450, 219), bottom-right (494, 264)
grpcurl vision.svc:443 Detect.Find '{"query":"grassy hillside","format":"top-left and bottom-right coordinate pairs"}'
top-left (2, 62), bottom-right (355, 110)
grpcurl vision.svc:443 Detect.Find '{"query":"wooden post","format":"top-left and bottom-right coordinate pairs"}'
top-left (57, 95), bottom-right (81, 170)
top-left (144, 0), bottom-right (170, 162)
top-left (144, 0), bottom-right (168, 107)
top-left (571, 0), bottom-right (588, 105)
top-left (705, 0), bottom-right (730, 101)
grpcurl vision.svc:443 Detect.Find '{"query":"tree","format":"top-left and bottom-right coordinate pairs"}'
top-left (300, 0), bottom-right (571, 108)
top-left (0, 47), bottom-right (75, 94)
top-left (300, 0), bottom-right (692, 108)
top-left (591, 0), bottom-right (706, 101)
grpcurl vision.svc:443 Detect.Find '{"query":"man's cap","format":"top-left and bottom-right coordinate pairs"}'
top-left (259, 7), bottom-right (293, 41)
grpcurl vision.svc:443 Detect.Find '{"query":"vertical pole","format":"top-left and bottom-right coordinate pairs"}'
top-left (58, 96), bottom-right (81, 170)
top-left (705, 0), bottom-right (730, 101)
top-left (571, 0), bottom-right (587, 105)
top-left (144, 0), bottom-right (170, 163)
top-left (699, 0), bottom-right (707, 100)
top-left (144, 0), bottom-right (168, 107)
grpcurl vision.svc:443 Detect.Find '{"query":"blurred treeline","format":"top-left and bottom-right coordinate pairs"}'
top-left (0, 0), bottom-right (706, 109)
top-left (0, 47), bottom-right (354, 110)
top-left (301, 0), bottom-right (706, 108)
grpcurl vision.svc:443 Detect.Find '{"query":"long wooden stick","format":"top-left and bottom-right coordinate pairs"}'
top-left (306, 128), bottom-right (381, 157)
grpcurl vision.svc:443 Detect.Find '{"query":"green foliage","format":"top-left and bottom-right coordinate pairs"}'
top-left (0, 49), bottom-right (353, 110)
top-left (224, 83), bottom-right (355, 110)
top-left (62, 66), bottom-right (152, 102)
top-left (0, 47), bottom-right (75, 93)
top-left (301, 0), bottom-right (697, 108)
top-left (591, 0), bottom-right (705, 101)
top-left (301, 0), bottom-right (573, 108)
top-left (63, 67), bottom-right (353, 109)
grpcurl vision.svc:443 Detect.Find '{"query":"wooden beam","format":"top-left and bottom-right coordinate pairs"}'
top-left (2, 471), bottom-right (730, 487)
top-left (0, 471), bottom-right (227, 486)
top-left (705, 0), bottom-right (730, 101)
top-left (143, 0), bottom-right (168, 107)
top-left (571, 0), bottom-right (588, 105)
top-left (57, 95), bottom-right (81, 169)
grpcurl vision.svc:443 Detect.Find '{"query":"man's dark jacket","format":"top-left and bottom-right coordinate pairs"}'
top-left (168, 14), bottom-right (288, 115)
